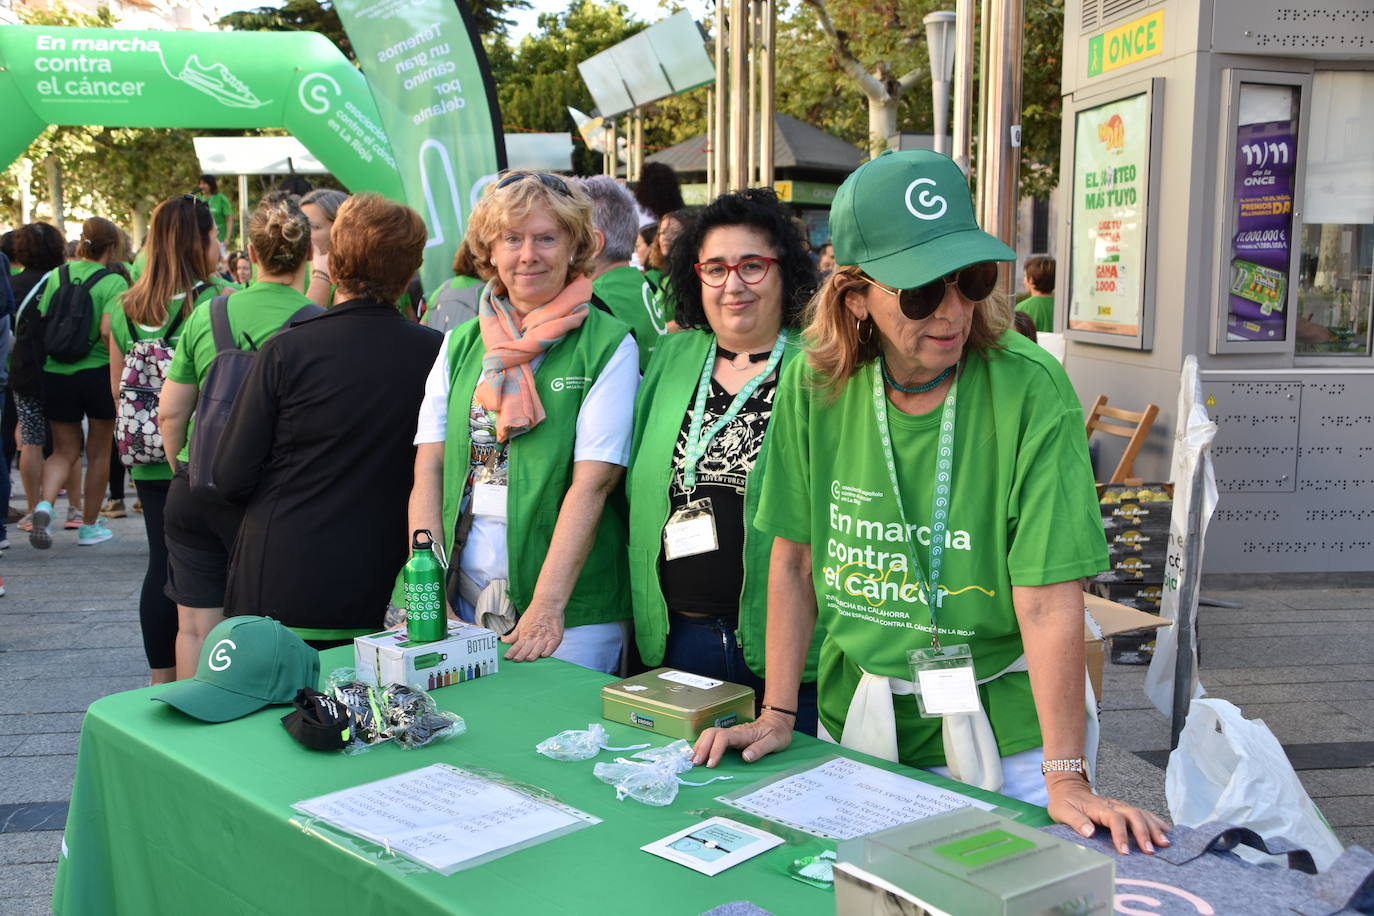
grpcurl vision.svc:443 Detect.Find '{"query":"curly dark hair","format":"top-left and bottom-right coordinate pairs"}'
top-left (12, 222), bottom-right (66, 273)
top-left (667, 188), bottom-right (817, 332)
top-left (633, 162), bottom-right (685, 222)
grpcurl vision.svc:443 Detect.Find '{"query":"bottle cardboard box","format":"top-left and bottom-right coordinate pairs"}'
top-left (353, 621), bottom-right (499, 691)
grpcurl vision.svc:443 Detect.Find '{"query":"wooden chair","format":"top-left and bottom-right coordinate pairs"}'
top-left (1085, 395), bottom-right (1159, 484)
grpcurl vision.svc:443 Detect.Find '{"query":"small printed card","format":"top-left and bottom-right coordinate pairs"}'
top-left (642, 816), bottom-right (784, 876)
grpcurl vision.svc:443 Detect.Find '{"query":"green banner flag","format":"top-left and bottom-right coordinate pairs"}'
top-left (0, 25), bottom-right (404, 200)
top-left (332, 0), bottom-right (506, 297)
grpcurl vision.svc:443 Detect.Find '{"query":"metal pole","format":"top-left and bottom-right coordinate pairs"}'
top-left (746, 0), bottom-right (758, 187)
top-left (1170, 458), bottom-right (1210, 749)
top-left (237, 174), bottom-right (249, 250)
top-left (714, 0), bottom-right (728, 198)
top-left (983, 0), bottom-right (1023, 293)
top-left (706, 87), bottom-right (715, 197)
top-left (758, 0), bottom-right (775, 189)
top-left (607, 119), bottom-right (617, 177)
top-left (974, 0), bottom-right (992, 222)
top-left (728, 0), bottom-right (748, 191)
top-left (634, 109), bottom-right (644, 182)
top-left (952, 0), bottom-right (975, 174)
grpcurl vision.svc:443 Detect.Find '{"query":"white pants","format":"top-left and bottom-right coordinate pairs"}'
top-left (456, 597), bottom-right (623, 675)
top-left (926, 746), bottom-right (1048, 806)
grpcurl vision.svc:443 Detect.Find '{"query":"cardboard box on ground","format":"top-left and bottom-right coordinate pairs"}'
top-left (1083, 592), bottom-right (1171, 702)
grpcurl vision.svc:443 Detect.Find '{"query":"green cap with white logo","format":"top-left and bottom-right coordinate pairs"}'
top-left (830, 149), bottom-right (1016, 289)
top-left (154, 616), bottom-right (319, 723)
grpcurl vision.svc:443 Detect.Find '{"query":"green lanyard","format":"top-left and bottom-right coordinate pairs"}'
top-left (682, 330), bottom-right (789, 490)
top-left (871, 360), bottom-right (959, 648)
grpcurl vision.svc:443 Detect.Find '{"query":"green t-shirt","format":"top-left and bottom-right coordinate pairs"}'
top-left (201, 191), bottom-right (233, 243)
top-left (37, 260), bottom-right (129, 374)
top-left (111, 281), bottom-right (229, 481)
top-left (1017, 294), bottom-right (1053, 334)
top-left (166, 280), bottom-right (314, 462)
top-left (593, 265), bottom-right (667, 372)
top-left (755, 330), bottom-right (1107, 767)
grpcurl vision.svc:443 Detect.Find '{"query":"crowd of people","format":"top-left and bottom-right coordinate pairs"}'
top-left (0, 150), bottom-right (1163, 854)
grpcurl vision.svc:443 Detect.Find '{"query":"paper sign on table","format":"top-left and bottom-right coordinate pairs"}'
top-left (294, 763), bottom-right (598, 874)
top-left (642, 817), bottom-right (784, 876)
top-left (719, 756), bottom-right (997, 840)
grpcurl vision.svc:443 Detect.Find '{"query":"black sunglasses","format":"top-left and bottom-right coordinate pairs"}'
top-left (861, 262), bottom-right (1000, 320)
top-left (495, 172), bottom-right (572, 197)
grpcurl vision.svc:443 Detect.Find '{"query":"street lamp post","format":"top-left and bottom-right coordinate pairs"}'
top-left (924, 11), bottom-right (957, 157)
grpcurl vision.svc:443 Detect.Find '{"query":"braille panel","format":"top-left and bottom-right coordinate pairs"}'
top-left (1200, 373), bottom-right (1374, 574)
top-left (1212, 1), bottom-right (1374, 58)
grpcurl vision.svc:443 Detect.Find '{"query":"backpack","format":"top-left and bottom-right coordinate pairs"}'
top-left (188, 295), bottom-right (323, 499)
top-left (10, 272), bottom-right (51, 398)
top-left (43, 264), bottom-right (114, 363)
top-left (115, 302), bottom-right (193, 468)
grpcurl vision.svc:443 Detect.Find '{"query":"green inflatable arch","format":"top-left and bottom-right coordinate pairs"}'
top-left (1, 16), bottom-right (507, 293)
top-left (0, 25), bottom-right (406, 200)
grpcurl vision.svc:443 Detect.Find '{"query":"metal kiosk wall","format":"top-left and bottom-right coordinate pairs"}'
top-left (1058, 0), bottom-right (1374, 577)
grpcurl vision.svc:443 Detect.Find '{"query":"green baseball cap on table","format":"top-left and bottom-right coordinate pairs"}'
top-left (154, 616), bottom-right (319, 723)
top-left (830, 149), bottom-right (1016, 290)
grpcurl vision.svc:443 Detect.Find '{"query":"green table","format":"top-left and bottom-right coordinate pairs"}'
top-left (53, 648), bottom-right (1048, 915)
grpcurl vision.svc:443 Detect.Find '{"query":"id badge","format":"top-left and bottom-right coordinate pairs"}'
top-left (907, 644), bottom-right (980, 718)
top-left (471, 464), bottom-right (508, 519)
top-left (663, 498), bottom-right (718, 560)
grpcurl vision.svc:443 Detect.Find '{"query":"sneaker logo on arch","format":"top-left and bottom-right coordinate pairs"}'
top-left (905, 178), bottom-right (948, 221)
top-left (208, 638), bottom-right (237, 671)
top-left (549, 376), bottom-right (591, 392)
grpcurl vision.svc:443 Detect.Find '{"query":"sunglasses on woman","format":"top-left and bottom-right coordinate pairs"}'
top-left (495, 171), bottom-right (572, 197)
top-left (694, 256), bottom-right (778, 288)
top-left (860, 261), bottom-right (1000, 320)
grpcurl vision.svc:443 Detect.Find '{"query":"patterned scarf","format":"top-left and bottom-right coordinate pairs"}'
top-left (476, 275), bottom-right (593, 442)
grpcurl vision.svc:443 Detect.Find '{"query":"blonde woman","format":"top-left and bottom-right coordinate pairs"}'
top-left (408, 171), bottom-right (638, 674)
top-left (694, 150), bottom-right (1170, 857)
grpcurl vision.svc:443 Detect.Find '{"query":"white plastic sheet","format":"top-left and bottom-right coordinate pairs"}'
top-left (1144, 355), bottom-right (1216, 714)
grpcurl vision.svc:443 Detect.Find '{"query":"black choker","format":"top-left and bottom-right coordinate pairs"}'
top-left (717, 346), bottom-right (772, 371)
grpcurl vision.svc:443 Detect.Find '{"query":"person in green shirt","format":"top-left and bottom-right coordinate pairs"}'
top-left (110, 193), bottom-right (231, 684)
top-left (159, 191), bottom-right (319, 680)
top-left (627, 187), bottom-right (821, 734)
top-left (1017, 255), bottom-right (1055, 334)
top-left (579, 176), bottom-right (670, 371)
top-left (692, 150), bottom-right (1169, 856)
top-left (301, 188), bottom-right (348, 308)
top-left (197, 175), bottom-right (233, 248)
top-left (29, 217), bottom-right (129, 550)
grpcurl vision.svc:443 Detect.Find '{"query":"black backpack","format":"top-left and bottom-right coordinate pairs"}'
top-left (43, 264), bottom-right (114, 363)
top-left (11, 280), bottom-right (49, 399)
top-left (188, 295), bottom-right (323, 499)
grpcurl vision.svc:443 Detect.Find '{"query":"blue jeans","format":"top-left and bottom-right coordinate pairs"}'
top-left (662, 611), bottom-right (819, 737)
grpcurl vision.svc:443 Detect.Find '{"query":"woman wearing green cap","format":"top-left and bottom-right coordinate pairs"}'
top-left (693, 150), bottom-right (1170, 856)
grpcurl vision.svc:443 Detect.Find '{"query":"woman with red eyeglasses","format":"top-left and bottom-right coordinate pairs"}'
top-left (692, 151), bottom-right (1170, 858)
top-left (627, 188), bottom-right (820, 735)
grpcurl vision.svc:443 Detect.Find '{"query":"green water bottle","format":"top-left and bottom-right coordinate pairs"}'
top-left (403, 529), bottom-right (446, 644)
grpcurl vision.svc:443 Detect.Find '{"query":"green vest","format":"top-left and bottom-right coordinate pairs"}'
top-left (626, 329), bottom-right (820, 679)
top-left (592, 265), bottom-right (667, 372)
top-left (442, 307), bottom-right (633, 628)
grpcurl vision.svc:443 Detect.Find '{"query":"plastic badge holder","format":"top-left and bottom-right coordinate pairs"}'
top-left (907, 643), bottom-right (979, 718)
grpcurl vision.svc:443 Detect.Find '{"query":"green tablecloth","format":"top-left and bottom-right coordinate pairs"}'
top-left (53, 648), bottom-right (1049, 915)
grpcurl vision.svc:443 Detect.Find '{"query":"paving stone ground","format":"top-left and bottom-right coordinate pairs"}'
top-left (1, 484), bottom-right (1370, 911)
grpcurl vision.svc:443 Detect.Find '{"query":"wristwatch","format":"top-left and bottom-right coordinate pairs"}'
top-left (1040, 757), bottom-right (1088, 775)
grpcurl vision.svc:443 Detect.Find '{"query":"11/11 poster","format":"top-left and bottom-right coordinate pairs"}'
top-left (1069, 93), bottom-right (1149, 339)
top-left (1226, 120), bottom-right (1297, 342)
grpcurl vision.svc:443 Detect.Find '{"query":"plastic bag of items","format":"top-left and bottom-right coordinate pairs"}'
top-left (536, 723), bottom-right (649, 761)
top-left (592, 740), bottom-right (731, 806)
top-left (305, 668), bottom-right (465, 754)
